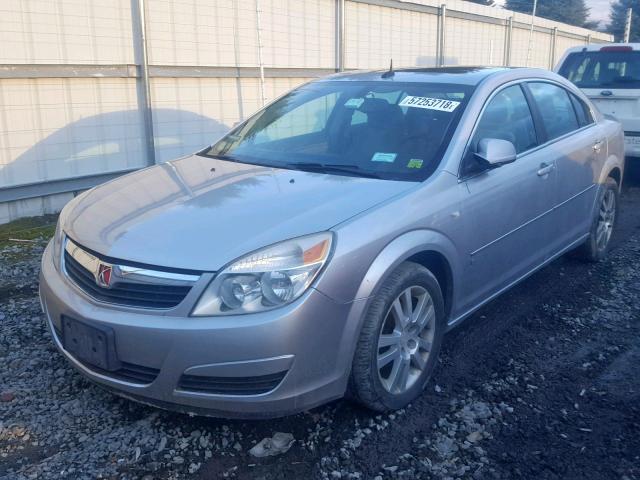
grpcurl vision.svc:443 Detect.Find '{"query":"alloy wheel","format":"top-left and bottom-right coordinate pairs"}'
top-left (596, 189), bottom-right (616, 251)
top-left (377, 286), bottom-right (435, 395)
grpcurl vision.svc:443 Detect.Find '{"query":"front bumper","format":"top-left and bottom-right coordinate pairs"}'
top-left (39, 241), bottom-right (358, 418)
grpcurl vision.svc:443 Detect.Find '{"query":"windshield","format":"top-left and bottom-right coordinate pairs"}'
top-left (559, 51), bottom-right (640, 89)
top-left (200, 80), bottom-right (473, 181)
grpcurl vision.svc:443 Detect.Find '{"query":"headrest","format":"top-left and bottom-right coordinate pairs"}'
top-left (359, 97), bottom-right (392, 114)
top-left (358, 98), bottom-right (402, 128)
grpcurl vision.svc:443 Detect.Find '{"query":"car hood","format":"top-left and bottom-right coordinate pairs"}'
top-left (63, 154), bottom-right (414, 271)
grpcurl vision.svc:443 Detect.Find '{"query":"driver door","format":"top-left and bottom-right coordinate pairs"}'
top-left (458, 84), bottom-right (557, 313)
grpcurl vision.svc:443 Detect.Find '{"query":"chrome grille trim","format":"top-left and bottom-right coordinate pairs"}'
top-left (64, 239), bottom-right (200, 287)
top-left (62, 238), bottom-right (200, 309)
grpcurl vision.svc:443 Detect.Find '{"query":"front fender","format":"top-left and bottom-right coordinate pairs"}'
top-left (351, 229), bottom-right (461, 301)
top-left (325, 229), bottom-right (462, 390)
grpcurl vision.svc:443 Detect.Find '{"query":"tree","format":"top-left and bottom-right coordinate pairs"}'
top-left (608, 0), bottom-right (640, 42)
top-left (463, 0), bottom-right (496, 6)
top-left (504, 0), bottom-right (594, 29)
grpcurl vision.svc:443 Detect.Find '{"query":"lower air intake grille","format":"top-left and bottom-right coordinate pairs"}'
top-left (178, 371), bottom-right (287, 395)
top-left (77, 358), bottom-right (160, 385)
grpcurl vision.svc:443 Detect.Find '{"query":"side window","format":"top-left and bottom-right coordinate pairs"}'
top-left (569, 93), bottom-right (594, 127)
top-left (471, 84), bottom-right (537, 155)
top-left (528, 82), bottom-right (580, 141)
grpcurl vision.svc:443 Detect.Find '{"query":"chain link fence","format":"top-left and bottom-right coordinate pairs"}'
top-left (0, 0), bottom-right (612, 223)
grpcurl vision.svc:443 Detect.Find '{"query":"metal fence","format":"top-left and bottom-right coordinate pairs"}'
top-left (0, 0), bottom-right (612, 224)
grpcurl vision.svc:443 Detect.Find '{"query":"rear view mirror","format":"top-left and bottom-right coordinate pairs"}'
top-left (474, 138), bottom-right (517, 167)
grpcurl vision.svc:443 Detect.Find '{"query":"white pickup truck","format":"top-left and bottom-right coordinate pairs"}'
top-left (556, 43), bottom-right (640, 158)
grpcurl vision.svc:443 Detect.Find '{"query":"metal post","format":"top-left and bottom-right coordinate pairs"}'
top-left (489, 39), bottom-right (494, 65)
top-left (335, 0), bottom-right (345, 72)
top-left (436, 7), bottom-right (441, 66)
top-left (255, 0), bottom-right (266, 106)
top-left (526, 0), bottom-right (538, 67)
top-left (232, 0), bottom-right (245, 121)
top-left (624, 8), bottom-right (632, 43)
top-left (586, 33), bottom-right (592, 44)
top-left (131, 0), bottom-right (155, 166)
top-left (549, 27), bottom-right (557, 70)
top-left (437, 4), bottom-right (447, 67)
top-left (504, 16), bottom-right (513, 66)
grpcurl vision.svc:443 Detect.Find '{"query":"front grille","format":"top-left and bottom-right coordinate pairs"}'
top-left (64, 250), bottom-right (192, 309)
top-left (178, 371), bottom-right (287, 395)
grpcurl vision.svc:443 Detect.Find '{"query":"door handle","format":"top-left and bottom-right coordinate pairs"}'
top-left (537, 162), bottom-right (554, 177)
top-left (593, 140), bottom-right (604, 153)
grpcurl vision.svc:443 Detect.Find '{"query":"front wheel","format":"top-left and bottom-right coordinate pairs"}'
top-left (576, 177), bottom-right (619, 262)
top-left (348, 262), bottom-right (445, 412)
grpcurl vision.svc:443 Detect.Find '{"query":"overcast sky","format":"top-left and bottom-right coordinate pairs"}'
top-left (587, 0), bottom-right (614, 26)
top-left (494, 0), bottom-right (614, 27)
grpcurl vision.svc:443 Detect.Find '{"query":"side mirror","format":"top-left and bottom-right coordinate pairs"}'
top-left (474, 138), bottom-right (517, 168)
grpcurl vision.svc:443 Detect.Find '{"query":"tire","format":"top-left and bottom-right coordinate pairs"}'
top-left (575, 177), bottom-right (619, 262)
top-left (348, 262), bottom-right (445, 412)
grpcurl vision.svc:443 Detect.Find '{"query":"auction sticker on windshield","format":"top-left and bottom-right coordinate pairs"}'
top-left (371, 152), bottom-right (397, 163)
top-left (399, 96), bottom-right (460, 112)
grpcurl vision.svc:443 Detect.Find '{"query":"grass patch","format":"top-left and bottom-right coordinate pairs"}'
top-left (0, 214), bottom-right (58, 249)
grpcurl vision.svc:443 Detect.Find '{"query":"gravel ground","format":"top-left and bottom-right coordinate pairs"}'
top-left (1, 180), bottom-right (639, 480)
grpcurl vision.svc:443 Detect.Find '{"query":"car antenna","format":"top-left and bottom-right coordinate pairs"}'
top-left (381, 59), bottom-right (394, 78)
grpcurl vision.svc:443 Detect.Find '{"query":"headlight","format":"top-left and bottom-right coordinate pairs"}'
top-left (51, 189), bottom-right (89, 271)
top-left (51, 218), bottom-right (64, 271)
top-left (191, 232), bottom-right (333, 316)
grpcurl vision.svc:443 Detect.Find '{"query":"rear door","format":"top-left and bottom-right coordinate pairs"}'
top-left (526, 82), bottom-right (603, 251)
top-left (557, 47), bottom-right (640, 156)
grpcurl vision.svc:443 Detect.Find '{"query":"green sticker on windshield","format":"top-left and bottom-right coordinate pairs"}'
top-left (407, 159), bottom-right (424, 169)
top-left (371, 152), bottom-right (397, 163)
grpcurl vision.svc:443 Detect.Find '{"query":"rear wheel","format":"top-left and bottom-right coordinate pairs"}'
top-left (348, 262), bottom-right (445, 412)
top-left (576, 177), bottom-right (618, 262)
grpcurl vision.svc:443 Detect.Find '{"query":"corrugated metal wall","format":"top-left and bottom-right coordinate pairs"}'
top-left (0, 0), bottom-right (612, 224)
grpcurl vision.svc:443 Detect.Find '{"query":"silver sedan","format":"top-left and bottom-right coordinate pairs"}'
top-left (40, 67), bottom-right (624, 418)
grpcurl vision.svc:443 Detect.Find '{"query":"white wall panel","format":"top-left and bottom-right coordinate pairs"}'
top-left (445, 18), bottom-right (505, 66)
top-left (345, 2), bottom-right (439, 70)
top-left (145, 0), bottom-right (334, 68)
top-left (0, 78), bottom-right (144, 188)
top-left (510, 27), bottom-right (552, 68)
top-left (145, 0), bottom-right (241, 66)
top-left (0, 0), bottom-right (134, 64)
top-left (259, 0), bottom-right (335, 68)
top-left (0, 191), bottom-right (74, 225)
top-left (149, 76), bottom-right (311, 163)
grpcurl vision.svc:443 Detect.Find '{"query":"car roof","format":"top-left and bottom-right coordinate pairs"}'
top-left (563, 42), bottom-right (640, 53)
top-left (317, 66), bottom-right (516, 86)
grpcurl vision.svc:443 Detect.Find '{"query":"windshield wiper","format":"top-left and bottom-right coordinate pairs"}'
top-left (282, 162), bottom-right (381, 179)
top-left (205, 153), bottom-right (240, 162)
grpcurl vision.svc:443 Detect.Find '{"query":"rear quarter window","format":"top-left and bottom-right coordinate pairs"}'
top-left (569, 94), bottom-right (594, 127)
